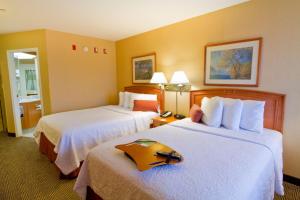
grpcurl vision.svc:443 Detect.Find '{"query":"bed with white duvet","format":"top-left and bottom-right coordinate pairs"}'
top-left (74, 118), bottom-right (284, 200)
top-left (34, 86), bottom-right (163, 176)
top-left (34, 105), bottom-right (158, 175)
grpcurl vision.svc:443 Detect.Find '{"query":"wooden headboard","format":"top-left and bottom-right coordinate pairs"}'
top-left (124, 86), bottom-right (164, 113)
top-left (190, 88), bottom-right (285, 132)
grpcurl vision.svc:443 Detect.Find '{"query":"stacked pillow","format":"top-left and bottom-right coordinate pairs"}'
top-left (118, 92), bottom-right (125, 107)
top-left (201, 97), bottom-right (224, 128)
top-left (118, 92), bottom-right (158, 112)
top-left (128, 93), bottom-right (157, 110)
top-left (219, 97), bottom-right (243, 131)
top-left (190, 96), bottom-right (265, 133)
top-left (240, 100), bottom-right (265, 133)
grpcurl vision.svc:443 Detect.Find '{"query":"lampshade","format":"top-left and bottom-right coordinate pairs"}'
top-left (150, 72), bottom-right (167, 84)
top-left (170, 71), bottom-right (189, 84)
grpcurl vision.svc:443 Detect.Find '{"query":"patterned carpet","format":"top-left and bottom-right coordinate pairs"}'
top-left (0, 132), bottom-right (79, 200)
top-left (275, 182), bottom-right (300, 200)
top-left (0, 132), bottom-right (299, 200)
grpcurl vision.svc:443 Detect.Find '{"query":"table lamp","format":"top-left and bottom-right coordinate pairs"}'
top-left (170, 71), bottom-right (189, 119)
top-left (150, 72), bottom-right (167, 89)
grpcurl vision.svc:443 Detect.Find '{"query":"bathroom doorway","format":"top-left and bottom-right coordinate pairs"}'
top-left (7, 48), bottom-right (43, 137)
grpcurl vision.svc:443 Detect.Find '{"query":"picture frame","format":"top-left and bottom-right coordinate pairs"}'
top-left (204, 38), bottom-right (262, 87)
top-left (132, 53), bottom-right (156, 84)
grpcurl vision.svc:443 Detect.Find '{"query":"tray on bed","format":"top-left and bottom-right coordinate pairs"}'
top-left (115, 139), bottom-right (183, 171)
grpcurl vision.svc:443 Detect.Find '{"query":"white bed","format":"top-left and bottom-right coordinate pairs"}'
top-left (34, 86), bottom-right (164, 176)
top-left (74, 118), bottom-right (284, 200)
top-left (34, 105), bottom-right (158, 175)
top-left (74, 88), bottom-right (285, 200)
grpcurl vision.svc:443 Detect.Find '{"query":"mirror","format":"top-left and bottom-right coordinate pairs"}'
top-left (14, 52), bottom-right (39, 98)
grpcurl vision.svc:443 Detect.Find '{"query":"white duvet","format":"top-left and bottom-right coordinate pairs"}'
top-left (34, 105), bottom-right (158, 175)
top-left (74, 118), bottom-right (284, 200)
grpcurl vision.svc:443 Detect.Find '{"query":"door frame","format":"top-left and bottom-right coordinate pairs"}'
top-left (6, 48), bottom-right (44, 137)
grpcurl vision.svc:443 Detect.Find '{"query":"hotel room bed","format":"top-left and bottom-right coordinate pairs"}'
top-left (74, 88), bottom-right (285, 200)
top-left (75, 119), bottom-right (283, 200)
top-left (34, 86), bottom-right (164, 177)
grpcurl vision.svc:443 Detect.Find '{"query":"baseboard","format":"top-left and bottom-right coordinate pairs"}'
top-left (284, 174), bottom-right (300, 186)
top-left (7, 132), bottom-right (16, 137)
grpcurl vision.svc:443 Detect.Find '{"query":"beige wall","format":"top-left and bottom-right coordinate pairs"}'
top-left (46, 30), bottom-right (117, 113)
top-left (116, 0), bottom-right (300, 178)
top-left (0, 30), bottom-right (51, 132)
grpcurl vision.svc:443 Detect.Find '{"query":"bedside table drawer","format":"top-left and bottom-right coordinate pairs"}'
top-left (152, 121), bottom-right (167, 127)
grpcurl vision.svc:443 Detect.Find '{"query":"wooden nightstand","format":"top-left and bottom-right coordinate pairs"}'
top-left (152, 116), bottom-right (178, 128)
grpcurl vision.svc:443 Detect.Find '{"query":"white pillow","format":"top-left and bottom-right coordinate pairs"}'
top-left (201, 97), bottom-right (224, 127)
top-left (219, 97), bottom-right (243, 131)
top-left (118, 92), bottom-right (124, 107)
top-left (123, 92), bottom-right (133, 109)
top-left (129, 93), bottom-right (157, 110)
top-left (240, 100), bottom-right (265, 133)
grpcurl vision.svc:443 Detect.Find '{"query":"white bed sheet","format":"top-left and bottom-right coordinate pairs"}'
top-left (74, 118), bottom-right (284, 200)
top-left (34, 105), bottom-right (158, 175)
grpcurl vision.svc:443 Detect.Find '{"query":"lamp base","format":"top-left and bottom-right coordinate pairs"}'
top-left (174, 114), bottom-right (186, 119)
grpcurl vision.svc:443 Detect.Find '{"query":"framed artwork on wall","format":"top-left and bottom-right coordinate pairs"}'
top-left (132, 53), bottom-right (156, 83)
top-left (204, 38), bottom-right (262, 87)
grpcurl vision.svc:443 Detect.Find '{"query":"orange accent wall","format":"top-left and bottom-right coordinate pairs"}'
top-left (116, 0), bottom-right (300, 178)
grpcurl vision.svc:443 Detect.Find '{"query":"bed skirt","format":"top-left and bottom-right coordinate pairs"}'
top-left (87, 186), bottom-right (103, 200)
top-left (39, 132), bottom-right (82, 179)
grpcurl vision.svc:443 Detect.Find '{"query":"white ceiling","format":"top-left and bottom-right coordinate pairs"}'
top-left (0, 0), bottom-right (248, 41)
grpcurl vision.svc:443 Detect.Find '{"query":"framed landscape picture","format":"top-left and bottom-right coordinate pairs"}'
top-left (204, 38), bottom-right (262, 87)
top-left (132, 53), bottom-right (156, 83)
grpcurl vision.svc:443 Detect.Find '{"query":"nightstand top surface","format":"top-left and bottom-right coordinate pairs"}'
top-left (152, 116), bottom-right (178, 123)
